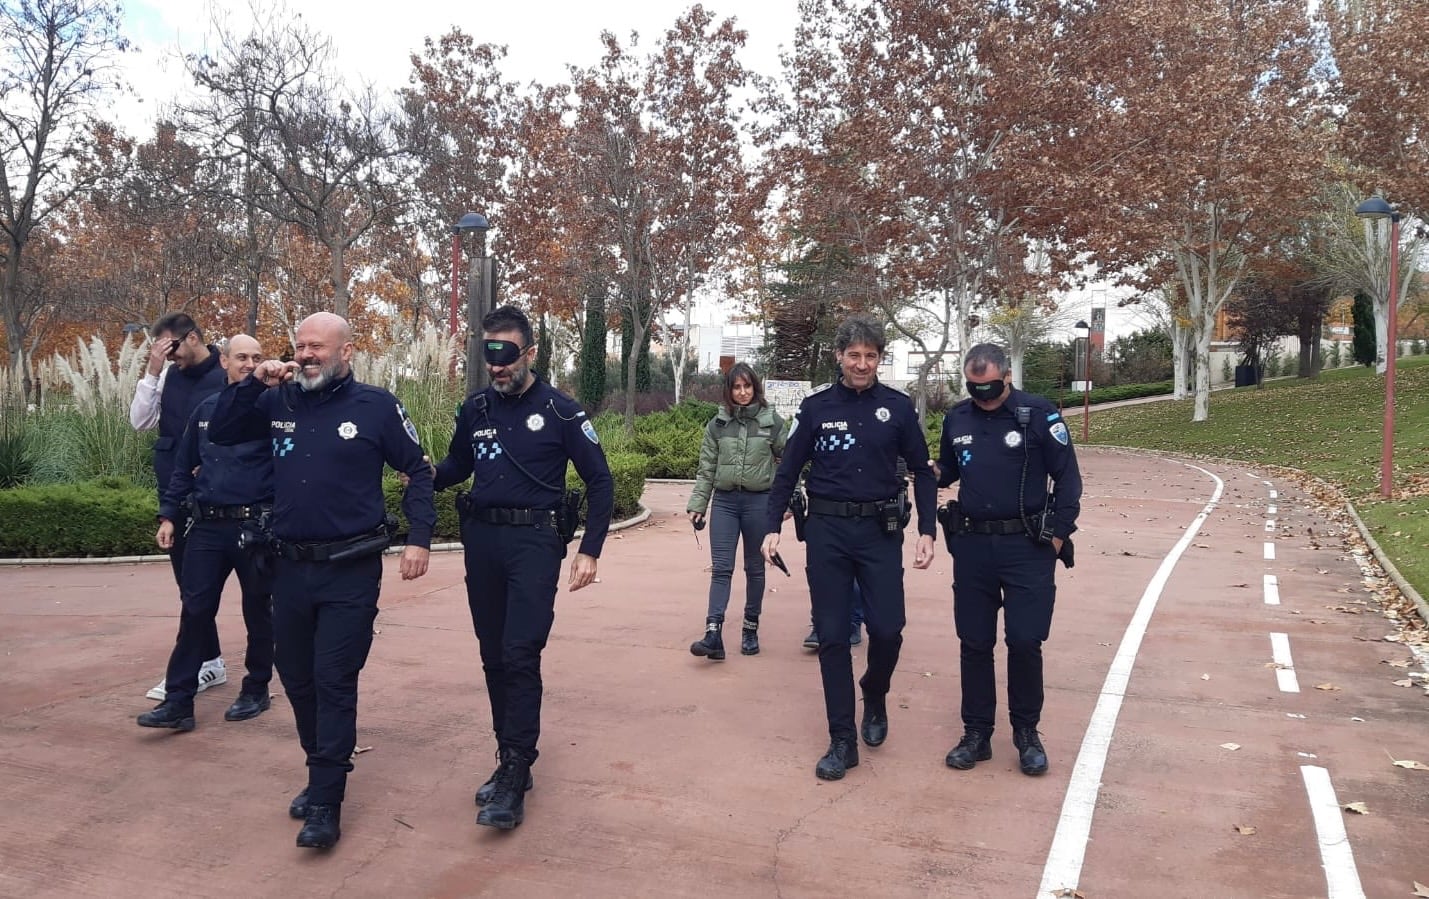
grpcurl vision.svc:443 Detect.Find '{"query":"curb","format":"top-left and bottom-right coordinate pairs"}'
top-left (1344, 501), bottom-right (1429, 632)
top-left (0, 504), bottom-right (653, 567)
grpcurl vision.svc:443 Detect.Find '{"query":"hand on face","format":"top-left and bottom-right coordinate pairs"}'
top-left (254, 359), bottom-right (299, 387)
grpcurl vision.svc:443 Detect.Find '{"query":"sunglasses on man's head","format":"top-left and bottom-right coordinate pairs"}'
top-left (482, 339), bottom-right (530, 367)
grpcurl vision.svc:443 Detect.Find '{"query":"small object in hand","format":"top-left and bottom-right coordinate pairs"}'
top-left (770, 552), bottom-right (790, 577)
top-left (692, 514), bottom-right (706, 532)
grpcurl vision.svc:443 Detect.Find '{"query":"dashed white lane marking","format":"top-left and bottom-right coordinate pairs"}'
top-left (1264, 542), bottom-right (1276, 560)
top-left (1265, 519), bottom-right (1277, 532)
top-left (1269, 633), bottom-right (1300, 692)
top-left (1300, 766), bottom-right (1367, 899)
top-left (1268, 504), bottom-right (1278, 515)
top-left (1264, 574), bottom-right (1281, 605)
top-left (1269, 489), bottom-right (1278, 500)
top-left (1037, 463), bottom-right (1225, 898)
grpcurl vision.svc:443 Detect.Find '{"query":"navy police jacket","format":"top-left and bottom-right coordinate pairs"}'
top-left (937, 387), bottom-right (1082, 538)
top-left (153, 349), bottom-right (226, 499)
top-left (434, 376), bottom-right (614, 559)
top-left (765, 379), bottom-right (937, 537)
top-left (159, 392), bottom-right (274, 523)
top-left (207, 372), bottom-right (436, 548)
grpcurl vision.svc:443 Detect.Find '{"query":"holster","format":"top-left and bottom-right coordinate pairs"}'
top-left (556, 489), bottom-right (582, 545)
top-left (789, 489), bottom-right (807, 543)
top-left (935, 500), bottom-right (961, 555)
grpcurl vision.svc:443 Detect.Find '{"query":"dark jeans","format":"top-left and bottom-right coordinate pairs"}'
top-left (461, 517), bottom-right (564, 761)
top-left (706, 488), bottom-right (768, 621)
top-left (163, 520), bottom-right (274, 706)
top-left (804, 514), bottom-right (905, 741)
top-left (271, 554), bottom-right (382, 806)
top-left (951, 532), bottom-right (1057, 733)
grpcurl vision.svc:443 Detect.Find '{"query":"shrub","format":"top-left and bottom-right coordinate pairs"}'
top-left (569, 451), bottom-right (648, 521)
top-left (0, 432), bottom-right (34, 488)
top-left (383, 477), bottom-right (464, 543)
top-left (0, 478), bottom-right (158, 557)
top-left (1327, 340), bottom-right (1343, 368)
top-left (630, 398), bottom-right (718, 479)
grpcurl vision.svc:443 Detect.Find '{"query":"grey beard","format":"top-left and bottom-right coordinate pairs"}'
top-left (492, 367), bottom-right (530, 395)
top-left (296, 360), bottom-right (344, 391)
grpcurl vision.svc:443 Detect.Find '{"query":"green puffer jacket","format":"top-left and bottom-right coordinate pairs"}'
top-left (687, 403), bottom-right (788, 513)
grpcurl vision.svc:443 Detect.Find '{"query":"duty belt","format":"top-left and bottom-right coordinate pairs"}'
top-left (807, 497), bottom-right (889, 518)
top-left (957, 515), bottom-right (1040, 536)
top-left (470, 506), bottom-right (557, 528)
top-left (272, 527), bottom-right (389, 562)
top-left (195, 502), bottom-right (271, 521)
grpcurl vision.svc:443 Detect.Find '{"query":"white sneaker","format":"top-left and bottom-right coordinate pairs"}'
top-left (144, 657), bottom-right (227, 701)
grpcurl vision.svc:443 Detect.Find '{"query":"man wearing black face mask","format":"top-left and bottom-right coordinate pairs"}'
top-left (937, 343), bottom-right (1082, 777)
top-left (433, 304), bottom-right (614, 831)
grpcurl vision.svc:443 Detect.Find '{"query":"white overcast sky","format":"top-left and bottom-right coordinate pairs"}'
top-left (115, 0), bottom-right (801, 132)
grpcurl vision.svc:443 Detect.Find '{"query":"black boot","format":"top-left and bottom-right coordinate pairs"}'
top-left (1013, 728), bottom-right (1049, 776)
top-left (815, 737), bottom-right (860, 781)
top-left (475, 747), bottom-right (536, 806)
top-left (740, 617), bottom-right (760, 656)
top-left (802, 626), bottom-right (820, 650)
top-left (860, 693), bottom-right (888, 747)
top-left (296, 803), bottom-right (341, 849)
top-left (689, 617), bottom-right (725, 660)
top-left (289, 788), bottom-right (310, 820)
top-left (945, 729), bottom-right (993, 770)
top-left (477, 749), bottom-right (533, 830)
top-left (137, 701), bottom-right (195, 732)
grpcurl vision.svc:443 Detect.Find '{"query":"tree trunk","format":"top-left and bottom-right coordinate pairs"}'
top-left (1009, 346), bottom-right (1025, 391)
top-left (1171, 322), bottom-right (1191, 400)
top-left (623, 318), bottom-right (644, 436)
top-left (330, 238), bottom-right (349, 319)
top-left (2, 248), bottom-right (32, 403)
top-left (1373, 298), bottom-right (1389, 374)
top-left (1193, 323), bottom-right (1213, 422)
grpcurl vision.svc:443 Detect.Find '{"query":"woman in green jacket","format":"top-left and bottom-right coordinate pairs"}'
top-left (687, 363), bottom-right (788, 659)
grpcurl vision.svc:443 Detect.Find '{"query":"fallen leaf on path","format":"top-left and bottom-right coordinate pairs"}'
top-left (1394, 679), bottom-right (1414, 687)
top-left (1051, 890), bottom-right (1085, 899)
top-left (1342, 801), bottom-right (1370, 814)
top-left (1286, 713), bottom-right (1307, 719)
top-left (1411, 881), bottom-right (1429, 898)
top-left (1384, 659), bottom-right (1412, 668)
top-left (353, 745), bottom-right (373, 755)
top-left (1265, 662), bottom-right (1291, 670)
top-left (1351, 716), bottom-right (1365, 722)
top-left (1220, 742), bottom-right (1241, 751)
top-left (1201, 674), bottom-right (1211, 680)
top-left (1315, 683), bottom-right (1341, 692)
top-left (1392, 759), bottom-right (1429, 771)
top-left (1233, 824), bottom-right (1256, 835)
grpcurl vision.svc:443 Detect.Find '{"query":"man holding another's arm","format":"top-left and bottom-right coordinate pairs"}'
top-left (207, 312), bottom-right (435, 850)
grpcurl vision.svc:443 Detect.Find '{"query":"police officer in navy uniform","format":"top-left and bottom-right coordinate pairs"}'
top-left (208, 312), bottom-right (435, 850)
top-left (130, 313), bottom-right (230, 700)
top-left (138, 334), bottom-right (275, 732)
top-left (762, 315), bottom-right (937, 781)
top-left (432, 304), bottom-right (613, 831)
top-left (938, 343), bottom-right (1081, 776)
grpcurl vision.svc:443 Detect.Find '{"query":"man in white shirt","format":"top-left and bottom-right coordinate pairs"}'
top-left (130, 313), bottom-right (230, 700)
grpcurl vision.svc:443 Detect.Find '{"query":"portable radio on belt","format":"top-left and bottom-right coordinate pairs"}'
top-left (1015, 406), bottom-right (1057, 545)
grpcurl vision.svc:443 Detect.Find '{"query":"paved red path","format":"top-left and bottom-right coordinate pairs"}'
top-left (0, 447), bottom-right (1425, 898)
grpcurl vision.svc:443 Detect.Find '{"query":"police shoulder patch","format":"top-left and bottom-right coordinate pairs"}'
top-left (396, 403), bottom-right (420, 445)
top-left (808, 382), bottom-right (833, 396)
top-left (581, 419), bottom-right (600, 445)
top-left (882, 382), bottom-right (910, 397)
top-left (1049, 421), bottom-right (1070, 445)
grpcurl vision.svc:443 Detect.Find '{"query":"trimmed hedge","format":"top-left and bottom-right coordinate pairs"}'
top-left (0, 478), bottom-right (159, 558)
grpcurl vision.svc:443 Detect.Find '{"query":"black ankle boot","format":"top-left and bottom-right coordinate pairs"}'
top-left (689, 617), bottom-right (725, 660)
top-left (475, 747), bottom-right (536, 805)
top-left (477, 749), bottom-right (533, 830)
top-left (136, 701), bottom-right (195, 731)
top-left (296, 803), bottom-right (341, 849)
top-left (740, 617), bottom-right (759, 655)
top-left (1013, 727), bottom-right (1049, 775)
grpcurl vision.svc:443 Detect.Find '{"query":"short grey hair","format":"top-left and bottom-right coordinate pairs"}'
top-left (963, 343), bottom-right (1010, 377)
top-left (834, 315), bottom-right (886, 354)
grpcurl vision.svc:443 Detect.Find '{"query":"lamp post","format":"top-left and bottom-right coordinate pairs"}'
top-left (1355, 196), bottom-right (1401, 499)
top-left (450, 212), bottom-right (490, 337)
top-left (1073, 319), bottom-right (1091, 443)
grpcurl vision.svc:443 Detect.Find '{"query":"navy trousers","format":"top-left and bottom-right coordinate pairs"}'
top-left (950, 532), bottom-right (1057, 732)
top-left (163, 520), bottom-right (273, 707)
top-left (804, 513), bottom-right (905, 741)
top-left (271, 554), bottom-right (382, 805)
top-left (461, 517), bottom-right (564, 761)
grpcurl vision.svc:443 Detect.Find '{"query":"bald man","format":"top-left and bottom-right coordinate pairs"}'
top-left (208, 312), bottom-right (436, 850)
top-left (139, 334), bottom-right (276, 733)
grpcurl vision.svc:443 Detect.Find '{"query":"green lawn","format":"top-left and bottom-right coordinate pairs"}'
top-left (1085, 356), bottom-right (1429, 597)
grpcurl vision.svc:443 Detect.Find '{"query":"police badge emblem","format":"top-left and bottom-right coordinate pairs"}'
top-left (875, 406), bottom-right (891, 422)
top-left (1004, 430), bottom-right (1022, 448)
top-left (527, 413), bottom-right (545, 432)
top-left (338, 421), bottom-right (358, 440)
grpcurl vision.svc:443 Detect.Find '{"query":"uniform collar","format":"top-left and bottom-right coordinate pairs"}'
top-left (970, 385), bottom-right (1019, 417)
top-left (492, 374), bottom-right (544, 405)
top-left (176, 346), bottom-right (222, 380)
top-left (298, 370), bottom-right (353, 398)
top-left (834, 378), bottom-right (878, 399)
